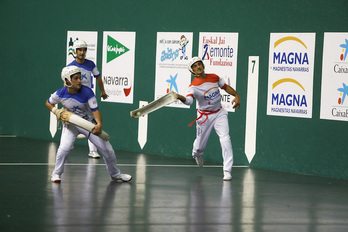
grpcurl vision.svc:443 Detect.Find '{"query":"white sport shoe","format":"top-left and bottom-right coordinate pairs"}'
top-left (51, 174), bottom-right (61, 183)
top-left (111, 173), bottom-right (132, 182)
top-left (194, 156), bottom-right (204, 167)
top-left (223, 171), bottom-right (232, 181)
top-left (88, 151), bottom-right (100, 159)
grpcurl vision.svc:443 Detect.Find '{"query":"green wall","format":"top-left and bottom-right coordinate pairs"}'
top-left (1, 0), bottom-right (348, 179)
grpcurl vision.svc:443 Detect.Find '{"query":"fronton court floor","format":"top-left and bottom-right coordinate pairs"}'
top-left (1, 137), bottom-right (348, 232)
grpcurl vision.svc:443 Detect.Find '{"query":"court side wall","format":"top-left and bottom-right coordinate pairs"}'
top-left (1, 0), bottom-right (348, 179)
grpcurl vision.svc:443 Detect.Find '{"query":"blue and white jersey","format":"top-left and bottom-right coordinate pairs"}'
top-left (67, 59), bottom-right (100, 89)
top-left (48, 86), bottom-right (99, 122)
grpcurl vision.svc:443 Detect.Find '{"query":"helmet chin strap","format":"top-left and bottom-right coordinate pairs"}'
top-left (193, 69), bottom-right (205, 77)
top-left (191, 71), bottom-right (202, 77)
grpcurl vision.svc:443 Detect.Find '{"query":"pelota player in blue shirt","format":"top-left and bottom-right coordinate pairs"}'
top-left (46, 65), bottom-right (131, 183)
top-left (68, 40), bottom-right (108, 159)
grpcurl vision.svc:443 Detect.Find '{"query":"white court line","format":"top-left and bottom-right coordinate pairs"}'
top-left (0, 163), bottom-right (248, 168)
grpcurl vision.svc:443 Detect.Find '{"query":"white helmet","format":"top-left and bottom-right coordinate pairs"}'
top-left (188, 56), bottom-right (204, 74)
top-left (73, 40), bottom-right (87, 51)
top-left (61, 66), bottom-right (81, 86)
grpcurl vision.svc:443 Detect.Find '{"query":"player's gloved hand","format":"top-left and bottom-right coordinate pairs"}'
top-left (52, 108), bottom-right (69, 122)
top-left (52, 108), bottom-right (64, 120)
top-left (174, 93), bottom-right (186, 103)
top-left (91, 123), bottom-right (102, 135)
top-left (60, 111), bottom-right (71, 122)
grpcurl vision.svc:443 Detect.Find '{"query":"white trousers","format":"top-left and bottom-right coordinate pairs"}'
top-left (192, 108), bottom-right (233, 173)
top-left (88, 139), bottom-right (98, 152)
top-left (53, 123), bottom-right (121, 178)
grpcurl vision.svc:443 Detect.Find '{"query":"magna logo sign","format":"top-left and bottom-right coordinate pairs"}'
top-left (267, 33), bottom-right (316, 118)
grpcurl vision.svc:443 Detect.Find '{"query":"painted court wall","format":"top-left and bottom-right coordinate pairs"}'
top-left (1, 0), bottom-right (348, 179)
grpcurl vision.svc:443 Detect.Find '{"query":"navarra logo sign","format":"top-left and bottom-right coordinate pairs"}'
top-left (107, 35), bottom-right (129, 63)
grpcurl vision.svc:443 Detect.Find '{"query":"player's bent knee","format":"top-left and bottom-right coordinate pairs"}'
top-left (58, 145), bottom-right (74, 152)
top-left (219, 135), bottom-right (231, 144)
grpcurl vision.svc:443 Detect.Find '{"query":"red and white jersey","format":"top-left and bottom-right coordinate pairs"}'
top-left (185, 73), bottom-right (227, 112)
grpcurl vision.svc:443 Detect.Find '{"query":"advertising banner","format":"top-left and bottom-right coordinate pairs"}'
top-left (267, 33), bottom-right (316, 118)
top-left (155, 32), bottom-right (193, 108)
top-left (101, 31), bottom-right (136, 104)
top-left (320, 33), bottom-right (348, 121)
top-left (198, 32), bottom-right (239, 112)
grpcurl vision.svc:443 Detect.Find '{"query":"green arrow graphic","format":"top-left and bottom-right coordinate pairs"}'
top-left (107, 35), bottom-right (129, 63)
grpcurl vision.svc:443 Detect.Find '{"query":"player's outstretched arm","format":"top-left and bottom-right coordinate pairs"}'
top-left (175, 93), bottom-right (187, 104)
top-left (224, 85), bottom-right (240, 110)
top-left (96, 76), bottom-right (109, 100)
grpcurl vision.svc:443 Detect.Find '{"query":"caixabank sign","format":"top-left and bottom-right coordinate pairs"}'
top-left (320, 32), bottom-right (348, 121)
